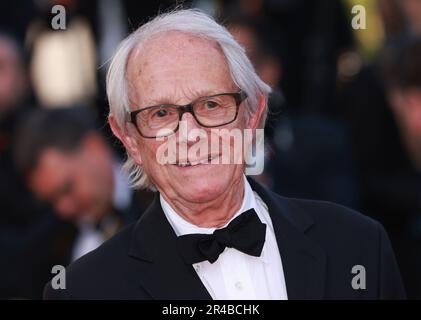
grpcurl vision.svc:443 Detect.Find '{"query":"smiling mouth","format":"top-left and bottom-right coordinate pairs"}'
top-left (174, 155), bottom-right (219, 167)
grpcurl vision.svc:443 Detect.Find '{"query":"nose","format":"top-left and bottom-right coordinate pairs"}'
top-left (178, 111), bottom-right (204, 143)
top-left (180, 110), bottom-right (201, 129)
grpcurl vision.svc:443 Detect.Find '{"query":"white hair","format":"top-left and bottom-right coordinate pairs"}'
top-left (106, 8), bottom-right (272, 189)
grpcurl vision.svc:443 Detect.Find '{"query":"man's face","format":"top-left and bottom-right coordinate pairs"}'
top-left (28, 145), bottom-right (113, 222)
top-left (118, 32), bottom-right (260, 205)
top-left (401, 0), bottom-right (421, 33)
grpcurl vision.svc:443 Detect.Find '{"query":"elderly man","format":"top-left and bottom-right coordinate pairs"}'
top-left (44, 9), bottom-right (405, 300)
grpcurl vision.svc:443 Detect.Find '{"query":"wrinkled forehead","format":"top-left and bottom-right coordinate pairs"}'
top-left (131, 31), bottom-right (222, 58)
top-left (125, 31), bottom-right (236, 106)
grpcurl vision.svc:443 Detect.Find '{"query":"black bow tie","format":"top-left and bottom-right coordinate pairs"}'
top-left (177, 208), bottom-right (266, 264)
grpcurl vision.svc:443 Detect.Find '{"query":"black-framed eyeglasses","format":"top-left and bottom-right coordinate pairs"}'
top-left (128, 90), bottom-right (248, 138)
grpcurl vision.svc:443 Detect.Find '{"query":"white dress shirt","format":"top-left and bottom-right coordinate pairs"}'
top-left (160, 175), bottom-right (288, 300)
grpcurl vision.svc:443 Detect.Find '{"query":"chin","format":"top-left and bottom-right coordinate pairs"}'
top-left (173, 168), bottom-right (234, 203)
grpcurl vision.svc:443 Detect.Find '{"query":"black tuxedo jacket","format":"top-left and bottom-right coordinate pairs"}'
top-left (44, 179), bottom-right (406, 299)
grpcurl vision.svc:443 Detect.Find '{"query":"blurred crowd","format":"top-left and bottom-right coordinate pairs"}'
top-left (1, 0), bottom-right (421, 299)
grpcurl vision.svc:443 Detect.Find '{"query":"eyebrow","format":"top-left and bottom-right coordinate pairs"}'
top-left (138, 89), bottom-right (222, 108)
top-left (147, 90), bottom-right (241, 109)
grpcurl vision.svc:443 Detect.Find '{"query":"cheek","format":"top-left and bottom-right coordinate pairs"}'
top-left (407, 109), bottom-right (421, 133)
top-left (29, 178), bottom-right (52, 201)
top-left (218, 124), bottom-right (248, 164)
top-left (138, 140), bottom-right (165, 174)
top-left (73, 170), bottom-right (94, 203)
top-left (0, 71), bottom-right (15, 93)
top-left (29, 168), bottom-right (57, 201)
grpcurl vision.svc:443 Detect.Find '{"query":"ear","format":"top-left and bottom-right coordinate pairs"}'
top-left (243, 93), bottom-right (266, 147)
top-left (247, 93), bottom-right (267, 131)
top-left (109, 113), bottom-right (143, 165)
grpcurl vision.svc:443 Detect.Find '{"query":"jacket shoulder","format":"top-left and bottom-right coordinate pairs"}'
top-left (274, 193), bottom-right (381, 235)
top-left (271, 194), bottom-right (405, 299)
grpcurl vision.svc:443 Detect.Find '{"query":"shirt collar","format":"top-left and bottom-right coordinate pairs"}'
top-left (161, 175), bottom-right (258, 235)
top-left (160, 175), bottom-right (271, 264)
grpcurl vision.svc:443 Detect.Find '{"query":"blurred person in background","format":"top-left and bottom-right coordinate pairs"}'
top-left (336, 0), bottom-right (421, 298)
top-left (385, 40), bottom-right (421, 173)
top-left (226, 14), bottom-right (360, 209)
top-left (0, 31), bottom-right (51, 299)
top-left (225, 14), bottom-right (284, 141)
top-left (400, 0), bottom-right (421, 36)
top-left (380, 36), bottom-right (421, 298)
top-left (0, 33), bottom-right (28, 119)
top-left (221, 0), bottom-right (355, 115)
top-left (14, 107), bottom-right (153, 264)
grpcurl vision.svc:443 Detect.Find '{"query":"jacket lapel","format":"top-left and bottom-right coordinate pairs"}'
top-left (128, 193), bottom-right (212, 300)
top-left (249, 178), bottom-right (327, 299)
top-left (127, 179), bottom-right (326, 300)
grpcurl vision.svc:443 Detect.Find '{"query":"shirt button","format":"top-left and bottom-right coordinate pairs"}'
top-left (194, 265), bottom-right (200, 273)
top-left (235, 281), bottom-right (243, 291)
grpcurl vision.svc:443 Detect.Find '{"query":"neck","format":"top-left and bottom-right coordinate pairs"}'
top-left (161, 175), bottom-right (245, 228)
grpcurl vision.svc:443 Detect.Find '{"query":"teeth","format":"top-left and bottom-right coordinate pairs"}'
top-left (176, 155), bottom-right (219, 167)
top-left (207, 155), bottom-right (219, 164)
top-left (177, 162), bottom-right (191, 167)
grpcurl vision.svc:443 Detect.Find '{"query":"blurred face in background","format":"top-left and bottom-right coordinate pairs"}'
top-left (401, 0), bottom-right (421, 34)
top-left (389, 88), bottom-right (421, 169)
top-left (0, 37), bottom-right (26, 118)
top-left (28, 135), bottom-right (114, 222)
top-left (390, 89), bottom-right (421, 135)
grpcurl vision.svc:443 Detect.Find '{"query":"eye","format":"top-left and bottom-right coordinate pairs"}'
top-left (154, 108), bottom-right (169, 118)
top-left (204, 101), bottom-right (219, 109)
